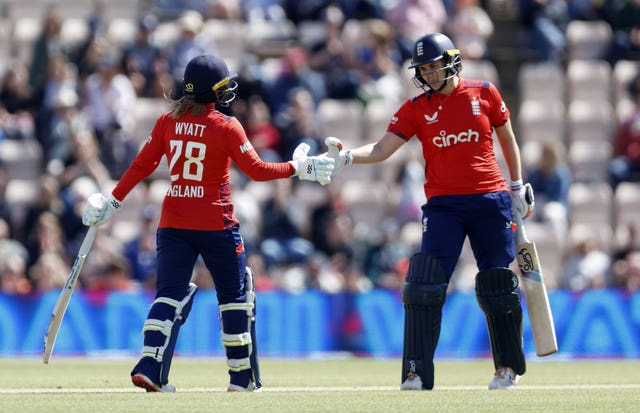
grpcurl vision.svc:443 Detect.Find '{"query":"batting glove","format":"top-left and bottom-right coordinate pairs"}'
top-left (290, 142), bottom-right (335, 185)
top-left (82, 193), bottom-right (122, 226)
top-left (324, 136), bottom-right (353, 173)
top-left (510, 180), bottom-right (534, 220)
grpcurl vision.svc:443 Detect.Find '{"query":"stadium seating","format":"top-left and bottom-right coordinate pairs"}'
top-left (567, 100), bottom-right (615, 144)
top-left (566, 19), bottom-right (613, 61)
top-left (317, 99), bottom-right (364, 145)
top-left (517, 61), bottom-right (565, 103)
top-left (614, 182), bottom-right (640, 229)
top-left (517, 99), bottom-right (566, 144)
top-left (0, 140), bottom-right (42, 180)
top-left (462, 60), bottom-right (500, 88)
top-left (568, 182), bottom-right (614, 229)
top-left (567, 59), bottom-right (612, 103)
top-left (568, 140), bottom-right (612, 183)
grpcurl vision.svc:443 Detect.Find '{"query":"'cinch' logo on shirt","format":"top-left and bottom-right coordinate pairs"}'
top-left (433, 129), bottom-right (480, 148)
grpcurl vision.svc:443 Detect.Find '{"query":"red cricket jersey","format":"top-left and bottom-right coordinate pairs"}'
top-left (388, 79), bottom-right (510, 199)
top-left (112, 106), bottom-right (295, 230)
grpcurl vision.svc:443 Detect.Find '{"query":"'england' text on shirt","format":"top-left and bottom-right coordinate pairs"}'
top-left (166, 184), bottom-right (205, 198)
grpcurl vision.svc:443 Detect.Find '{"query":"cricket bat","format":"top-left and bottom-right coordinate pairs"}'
top-left (513, 214), bottom-right (558, 357)
top-left (43, 225), bottom-right (98, 363)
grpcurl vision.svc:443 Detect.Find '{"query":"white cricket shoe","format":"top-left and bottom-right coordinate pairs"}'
top-left (131, 373), bottom-right (176, 393)
top-left (488, 367), bottom-right (518, 390)
top-left (400, 373), bottom-right (423, 390)
top-left (227, 381), bottom-right (261, 392)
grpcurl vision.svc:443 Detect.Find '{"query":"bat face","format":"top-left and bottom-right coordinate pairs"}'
top-left (516, 241), bottom-right (543, 283)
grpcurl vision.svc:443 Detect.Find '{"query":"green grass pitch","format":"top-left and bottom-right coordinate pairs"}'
top-left (1, 357), bottom-right (639, 412)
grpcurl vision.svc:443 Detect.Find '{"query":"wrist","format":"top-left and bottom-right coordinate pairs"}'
top-left (288, 160), bottom-right (300, 176)
top-left (108, 193), bottom-right (122, 209)
top-left (510, 179), bottom-right (523, 191)
top-left (343, 150), bottom-right (353, 166)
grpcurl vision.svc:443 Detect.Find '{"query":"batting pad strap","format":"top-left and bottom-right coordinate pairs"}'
top-left (222, 332), bottom-right (252, 347)
top-left (142, 319), bottom-right (174, 336)
top-left (227, 357), bottom-right (251, 371)
top-left (220, 302), bottom-right (254, 313)
top-left (142, 345), bottom-right (164, 361)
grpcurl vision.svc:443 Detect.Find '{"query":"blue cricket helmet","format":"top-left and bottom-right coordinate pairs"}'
top-left (183, 54), bottom-right (238, 106)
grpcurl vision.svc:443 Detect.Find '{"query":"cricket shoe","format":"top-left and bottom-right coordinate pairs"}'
top-left (488, 367), bottom-right (518, 390)
top-left (131, 373), bottom-right (176, 393)
top-left (400, 373), bottom-right (423, 390)
top-left (227, 381), bottom-right (261, 392)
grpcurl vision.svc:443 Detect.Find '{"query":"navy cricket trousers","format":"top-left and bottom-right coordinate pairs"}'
top-left (155, 224), bottom-right (247, 304)
top-left (421, 191), bottom-right (516, 280)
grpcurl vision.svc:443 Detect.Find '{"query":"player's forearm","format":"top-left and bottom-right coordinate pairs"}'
top-left (350, 133), bottom-right (404, 164)
top-left (496, 122), bottom-right (523, 182)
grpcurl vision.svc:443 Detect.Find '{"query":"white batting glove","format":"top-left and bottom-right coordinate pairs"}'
top-left (324, 136), bottom-right (352, 173)
top-left (290, 142), bottom-right (335, 185)
top-left (82, 193), bottom-right (122, 226)
top-left (510, 180), bottom-right (534, 220)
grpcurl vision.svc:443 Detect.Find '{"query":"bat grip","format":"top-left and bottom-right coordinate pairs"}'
top-left (513, 214), bottom-right (529, 244)
top-left (78, 226), bottom-right (98, 256)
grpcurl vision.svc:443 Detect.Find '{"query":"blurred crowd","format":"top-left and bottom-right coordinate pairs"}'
top-left (0, 0), bottom-right (639, 297)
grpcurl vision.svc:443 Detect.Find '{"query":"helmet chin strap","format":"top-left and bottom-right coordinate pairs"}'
top-left (425, 77), bottom-right (450, 94)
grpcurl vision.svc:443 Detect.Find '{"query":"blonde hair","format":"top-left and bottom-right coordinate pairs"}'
top-left (169, 95), bottom-right (209, 118)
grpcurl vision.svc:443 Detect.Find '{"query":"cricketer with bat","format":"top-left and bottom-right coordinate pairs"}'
top-left (325, 33), bottom-right (535, 390)
top-left (82, 54), bottom-right (334, 392)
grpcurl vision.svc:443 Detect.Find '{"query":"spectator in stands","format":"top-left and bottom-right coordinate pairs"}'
top-left (29, 251), bottom-right (69, 292)
top-left (395, 158), bottom-right (427, 224)
top-left (612, 250), bottom-right (640, 291)
top-left (259, 179), bottom-right (314, 270)
top-left (518, 0), bottom-right (569, 62)
top-left (28, 6), bottom-right (67, 96)
top-left (24, 211), bottom-right (66, 271)
top-left (86, 256), bottom-right (139, 295)
top-left (121, 14), bottom-right (169, 98)
top-left (41, 86), bottom-right (81, 174)
top-left (265, 46), bottom-right (326, 118)
top-left (526, 142), bottom-right (572, 235)
top-left (386, 0), bottom-right (448, 60)
top-left (83, 49), bottom-right (137, 178)
top-left (563, 234), bottom-right (611, 291)
top-left (281, 0), bottom-right (335, 25)
top-left (0, 217), bottom-right (29, 281)
top-left (447, 0), bottom-right (495, 61)
top-left (33, 53), bottom-right (79, 156)
top-left (246, 96), bottom-right (282, 162)
top-left (124, 204), bottom-right (158, 288)
top-left (308, 5), bottom-right (361, 100)
top-left (608, 73), bottom-right (640, 189)
top-left (0, 253), bottom-right (31, 295)
top-left (351, 19), bottom-right (405, 106)
top-left (19, 174), bottom-right (64, 246)
top-left (310, 198), bottom-right (357, 271)
top-left (167, 10), bottom-right (208, 98)
top-left (0, 66), bottom-right (36, 142)
top-left (603, 0), bottom-right (640, 66)
top-left (59, 131), bottom-right (111, 192)
top-left (58, 177), bottom-right (100, 255)
top-left (362, 218), bottom-right (411, 287)
top-left (611, 223), bottom-right (640, 290)
top-left (273, 87), bottom-right (324, 160)
top-left (0, 163), bottom-right (14, 238)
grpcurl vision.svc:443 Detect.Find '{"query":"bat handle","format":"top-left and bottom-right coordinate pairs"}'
top-left (79, 226), bottom-right (98, 256)
top-left (513, 213), bottom-right (529, 244)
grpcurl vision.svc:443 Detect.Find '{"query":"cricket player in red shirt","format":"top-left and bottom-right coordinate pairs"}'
top-left (82, 54), bottom-right (334, 392)
top-left (326, 33), bottom-right (534, 390)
